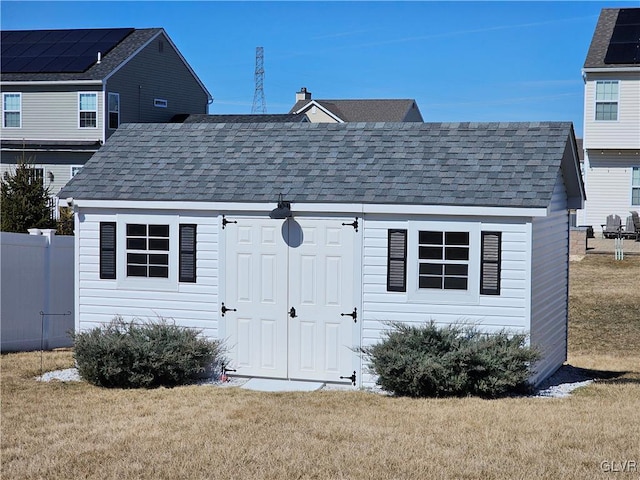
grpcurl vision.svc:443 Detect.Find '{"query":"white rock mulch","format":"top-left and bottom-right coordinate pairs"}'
top-left (35, 364), bottom-right (597, 398)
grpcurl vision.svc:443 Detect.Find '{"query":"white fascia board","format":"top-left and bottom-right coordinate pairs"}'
top-left (102, 30), bottom-right (213, 103)
top-left (70, 199), bottom-right (549, 217)
top-left (292, 101), bottom-right (344, 123)
top-left (582, 67), bottom-right (640, 74)
top-left (1, 80), bottom-right (103, 86)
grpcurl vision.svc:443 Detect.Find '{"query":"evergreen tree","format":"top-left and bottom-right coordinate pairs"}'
top-left (1, 154), bottom-right (56, 233)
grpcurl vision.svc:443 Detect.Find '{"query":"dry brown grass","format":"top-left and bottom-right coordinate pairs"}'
top-left (2, 256), bottom-right (639, 480)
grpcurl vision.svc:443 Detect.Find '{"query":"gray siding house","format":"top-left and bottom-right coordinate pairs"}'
top-left (289, 87), bottom-right (424, 123)
top-left (59, 121), bottom-right (584, 388)
top-left (577, 8), bottom-right (640, 229)
top-left (1, 28), bottom-right (212, 194)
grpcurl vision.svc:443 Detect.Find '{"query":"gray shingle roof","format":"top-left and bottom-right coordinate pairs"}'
top-left (175, 114), bottom-right (308, 123)
top-left (59, 122), bottom-right (575, 209)
top-left (1, 28), bottom-right (162, 82)
top-left (290, 99), bottom-right (423, 122)
top-left (584, 8), bottom-right (640, 69)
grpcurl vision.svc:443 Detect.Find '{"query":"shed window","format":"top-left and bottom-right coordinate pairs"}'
top-left (100, 222), bottom-right (116, 279)
top-left (595, 81), bottom-right (618, 121)
top-left (418, 231), bottom-right (469, 290)
top-left (387, 229), bottom-right (407, 292)
top-left (179, 224), bottom-right (197, 283)
top-left (480, 232), bottom-right (501, 295)
top-left (126, 224), bottom-right (169, 278)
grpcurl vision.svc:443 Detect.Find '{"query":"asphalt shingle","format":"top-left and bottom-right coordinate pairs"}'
top-left (59, 122), bottom-right (575, 209)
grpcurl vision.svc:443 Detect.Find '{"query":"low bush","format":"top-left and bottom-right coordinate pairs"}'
top-left (73, 317), bottom-right (225, 388)
top-left (361, 321), bottom-right (540, 398)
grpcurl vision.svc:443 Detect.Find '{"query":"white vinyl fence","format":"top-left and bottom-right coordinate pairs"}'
top-left (1, 229), bottom-right (74, 352)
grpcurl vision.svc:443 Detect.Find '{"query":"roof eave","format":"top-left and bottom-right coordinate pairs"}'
top-left (62, 198), bottom-right (550, 218)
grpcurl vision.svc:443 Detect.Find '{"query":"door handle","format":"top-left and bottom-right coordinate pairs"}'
top-left (289, 307), bottom-right (297, 318)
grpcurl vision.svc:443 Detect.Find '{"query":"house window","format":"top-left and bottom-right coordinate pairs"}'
top-left (3, 93), bottom-right (21, 128)
top-left (26, 167), bottom-right (43, 186)
top-left (154, 98), bottom-right (168, 108)
top-left (79, 93), bottom-right (97, 128)
top-left (100, 222), bottom-right (117, 279)
top-left (70, 166), bottom-right (83, 177)
top-left (418, 231), bottom-right (469, 290)
top-left (108, 93), bottom-right (119, 129)
top-left (126, 224), bottom-right (169, 278)
top-left (633, 167), bottom-right (640, 206)
top-left (595, 81), bottom-right (618, 121)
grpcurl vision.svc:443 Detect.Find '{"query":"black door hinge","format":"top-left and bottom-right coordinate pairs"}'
top-left (221, 302), bottom-right (237, 316)
top-left (222, 215), bottom-right (237, 229)
top-left (340, 307), bottom-right (357, 323)
top-left (341, 217), bottom-right (358, 232)
top-left (340, 371), bottom-right (357, 386)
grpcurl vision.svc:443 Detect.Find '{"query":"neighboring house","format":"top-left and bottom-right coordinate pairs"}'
top-left (59, 121), bottom-right (584, 388)
top-left (171, 113), bottom-right (309, 123)
top-left (289, 87), bottom-right (424, 122)
top-left (578, 8), bottom-right (640, 230)
top-left (1, 27), bottom-right (212, 195)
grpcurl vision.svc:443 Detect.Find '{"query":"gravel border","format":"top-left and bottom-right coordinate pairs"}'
top-left (35, 364), bottom-right (598, 398)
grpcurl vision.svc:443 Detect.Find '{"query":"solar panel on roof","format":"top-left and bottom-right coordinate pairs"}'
top-left (604, 8), bottom-right (640, 65)
top-left (1, 27), bottom-right (134, 73)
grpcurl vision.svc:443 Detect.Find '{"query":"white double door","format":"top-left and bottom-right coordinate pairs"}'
top-left (224, 216), bottom-right (357, 382)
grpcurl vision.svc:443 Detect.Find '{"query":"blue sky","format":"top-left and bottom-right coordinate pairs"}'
top-left (1, 1), bottom-right (634, 136)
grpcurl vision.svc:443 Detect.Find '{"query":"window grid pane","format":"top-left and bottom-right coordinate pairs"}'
top-left (3, 93), bottom-right (21, 127)
top-left (595, 81), bottom-right (618, 121)
top-left (418, 230), bottom-right (469, 290)
top-left (126, 223), bottom-right (169, 278)
top-left (79, 93), bottom-right (97, 128)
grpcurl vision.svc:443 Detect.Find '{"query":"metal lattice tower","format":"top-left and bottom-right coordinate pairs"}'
top-left (251, 46), bottom-right (266, 114)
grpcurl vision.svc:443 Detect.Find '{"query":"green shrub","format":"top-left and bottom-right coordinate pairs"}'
top-left (73, 317), bottom-right (225, 388)
top-left (360, 321), bottom-right (540, 398)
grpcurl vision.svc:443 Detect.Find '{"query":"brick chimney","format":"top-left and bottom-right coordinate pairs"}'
top-left (296, 87), bottom-right (312, 102)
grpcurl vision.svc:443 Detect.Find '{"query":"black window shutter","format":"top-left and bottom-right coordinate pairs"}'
top-left (100, 222), bottom-right (116, 279)
top-left (179, 224), bottom-right (197, 283)
top-left (480, 231), bottom-right (501, 295)
top-left (387, 229), bottom-right (407, 292)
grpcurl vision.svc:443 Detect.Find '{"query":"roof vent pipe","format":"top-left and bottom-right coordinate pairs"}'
top-left (97, 52), bottom-right (101, 64)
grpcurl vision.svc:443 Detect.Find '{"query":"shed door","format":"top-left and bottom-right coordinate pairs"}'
top-left (224, 216), bottom-right (357, 382)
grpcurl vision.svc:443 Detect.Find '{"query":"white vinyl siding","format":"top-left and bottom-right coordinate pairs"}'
top-left (361, 216), bottom-right (530, 387)
top-left (0, 89), bottom-right (104, 141)
top-left (583, 72), bottom-right (640, 149)
top-left (3, 93), bottom-right (21, 128)
top-left (581, 151), bottom-right (640, 227)
top-left (76, 210), bottom-right (219, 339)
top-left (530, 173), bottom-right (569, 385)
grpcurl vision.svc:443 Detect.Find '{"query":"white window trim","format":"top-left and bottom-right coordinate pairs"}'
top-left (108, 92), bottom-right (120, 130)
top-left (70, 165), bottom-right (83, 177)
top-left (594, 80), bottom-right (619, 122)
top-left (116, 215), bottom-right (178, 292)
top-left (3, 92), bottom-right (22, 128)
top-left (78, 92), bottom-right (98, 129)
top-left (632, 167), bottom-right (640, 207)
top-left (406, 221), bottom-right (480, 305)
top-left (154, 98), bottom-right (168, 108)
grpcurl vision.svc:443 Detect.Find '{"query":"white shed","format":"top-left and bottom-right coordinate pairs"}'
top-left (59, 121), bottom-right (585, 387)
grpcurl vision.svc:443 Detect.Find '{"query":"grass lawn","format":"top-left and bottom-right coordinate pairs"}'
top-left (2, 256), bottom-right (639, 479)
